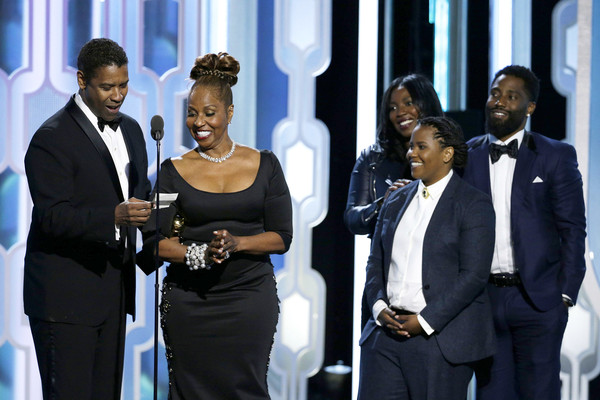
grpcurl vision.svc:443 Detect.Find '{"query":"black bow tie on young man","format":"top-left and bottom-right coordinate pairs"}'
top-left (489, 139), bottom-right (518, 163)
top-left (97, 116), bottom-right (122, 132)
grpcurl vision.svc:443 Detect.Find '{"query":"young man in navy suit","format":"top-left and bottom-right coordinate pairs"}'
top-left (24, 38), bottom-right (152, 399)
top-left (462, 65), bottom-right (586, 400)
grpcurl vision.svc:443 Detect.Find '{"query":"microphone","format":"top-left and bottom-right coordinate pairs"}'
top-left (150, 115), bottom-right (164, 141)
top-left (149, 114), bottom-right (164, 400)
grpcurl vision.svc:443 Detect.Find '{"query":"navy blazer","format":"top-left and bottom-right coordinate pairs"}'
top-left (360, 174), bottom-right (496, 365)
top-left (462, 132), bottom-right (586, 311)
top-left (24, 96), bottom-right (151, 323)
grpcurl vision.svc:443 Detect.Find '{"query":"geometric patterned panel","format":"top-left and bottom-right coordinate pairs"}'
top-left (269, 0), bottom-right (330, 399)
top-left (0, 1), bottom-right (23, 75)
top-left (0, 169), bottom-right (19, 250)
top-left (553, 1), bottom-right (600, 399)
top-left (0, 1), bottom-right (328, 399)
top-left (66, 1), bottom-right (93, 69)
top-left (143, 0), bottom-right (178, 76)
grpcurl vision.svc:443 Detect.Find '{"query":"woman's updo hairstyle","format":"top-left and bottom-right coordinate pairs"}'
top-left (189, 52), bottom-right (240, 107)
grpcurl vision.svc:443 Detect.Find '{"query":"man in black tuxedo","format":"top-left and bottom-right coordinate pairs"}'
top-left (24, 38), bottom-right (152, 399)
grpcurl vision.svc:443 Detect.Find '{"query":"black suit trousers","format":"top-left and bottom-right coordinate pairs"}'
top-left (476, 283), bottom-right (568, 400)
top-left (358, 327), bottom-right (473, 400)
top-left (29, 264), bottom-right (126, 400)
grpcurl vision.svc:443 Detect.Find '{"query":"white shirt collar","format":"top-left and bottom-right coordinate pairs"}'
top-left (492, 129), bottom-right (525, 148)
top-left (418, 169), bottom-right (453, 201)
top-left (74, 92), bottom-right (102, 130)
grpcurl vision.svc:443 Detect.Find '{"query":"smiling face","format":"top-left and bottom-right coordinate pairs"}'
top-left (485, 74), bottom-right (536, 141)
top-left (186, 85), bottom-right (234, 150)
top-left (407, 124), bottom-right (454, 186)
top-left (389, 86), bottom-right (420, 139)
top-left (77, 64), bottom-right (129, 121)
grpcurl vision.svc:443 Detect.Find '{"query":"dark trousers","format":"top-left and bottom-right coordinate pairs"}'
top-left (29, 290), bottom-right (126, 399)
top-left (358, 327), bottom-right (473, 400)
top-left (476, 283), bottom-right (568, 400)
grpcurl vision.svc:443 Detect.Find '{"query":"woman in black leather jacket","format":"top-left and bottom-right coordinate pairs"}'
top-left (344, 74), bottom-right (444, 236)
top-left (345, 74), bottom-right (443, 328)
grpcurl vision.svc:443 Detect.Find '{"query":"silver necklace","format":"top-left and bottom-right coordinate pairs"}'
top-left (197, 142), bottom-right (236, 163)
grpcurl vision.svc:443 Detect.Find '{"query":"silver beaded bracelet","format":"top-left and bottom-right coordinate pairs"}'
top-left (185, 243), bottom-right (211, 271)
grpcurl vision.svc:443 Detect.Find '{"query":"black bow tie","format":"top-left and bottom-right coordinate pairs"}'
top-left (97, 116), bottom-right (122, 132)
top-left (489, 139), bottom-right (518, 163)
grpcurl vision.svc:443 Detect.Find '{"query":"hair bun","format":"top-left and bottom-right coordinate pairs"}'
top-left (189, 52), bottom-right (239, 86)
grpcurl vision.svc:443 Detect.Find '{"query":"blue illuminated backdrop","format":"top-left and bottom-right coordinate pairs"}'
top-left (1, 1), bottom-right (600, 399)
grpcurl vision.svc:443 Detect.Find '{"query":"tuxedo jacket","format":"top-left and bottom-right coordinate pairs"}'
top-left (462, 131), bottom-right (586, 311)
top-left (24, 96), bottom-right (151, 324)
top-left (360, 174), bottom-right (497, 364)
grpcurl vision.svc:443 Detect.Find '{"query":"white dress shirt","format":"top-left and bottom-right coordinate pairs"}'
top-left (373, 170), bottom-right (453, 335)
top-left (489, 130), bottom-right (524, 274)
top-left (488, 130), bottom-right (572, 303)
top-left (74, 93), bottom-right (130, 240)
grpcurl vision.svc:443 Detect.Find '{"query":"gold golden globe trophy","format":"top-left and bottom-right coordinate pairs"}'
top-left (170, 212), bottom-right (185, 241)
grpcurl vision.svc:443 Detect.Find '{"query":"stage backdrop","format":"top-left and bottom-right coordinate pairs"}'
top-left (1, 1), bottom-right (600, 400)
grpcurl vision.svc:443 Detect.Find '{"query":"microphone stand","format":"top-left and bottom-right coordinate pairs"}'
top-left (153, 136), bottom-right (161, 400)
top-left (149, 115), bottom-right (164, 400)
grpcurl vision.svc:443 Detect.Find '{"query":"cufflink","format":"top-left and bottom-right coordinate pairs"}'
top-left (563, 298), bottom-right (574, 307)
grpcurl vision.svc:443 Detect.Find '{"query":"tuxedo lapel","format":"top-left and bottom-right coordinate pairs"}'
top-left (120, 122), bottom-right (136, 199)
top-left (469, 135), bottom-right (493, 197)
top-left (511, 131), bottom-right (537, 220)
top-left (513, 131), bottom-right (537, 188)
top-left (119, 122), bottom-right (139, 252)
top-left (66, 98), bottom-right (125, 203)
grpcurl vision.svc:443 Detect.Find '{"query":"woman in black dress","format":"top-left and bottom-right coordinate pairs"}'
top-left (141, 52), bottom-right (292, 399)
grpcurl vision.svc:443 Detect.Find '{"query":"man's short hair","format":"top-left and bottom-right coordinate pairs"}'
top-left (493, 65), bottom-right (540, 103)
top-left (77, 38), bottom-right (128, 81)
